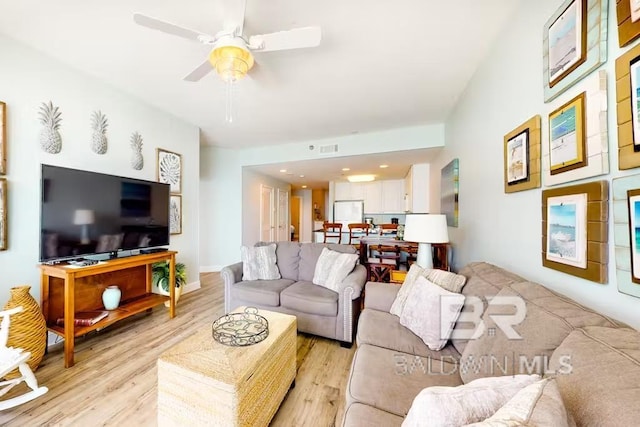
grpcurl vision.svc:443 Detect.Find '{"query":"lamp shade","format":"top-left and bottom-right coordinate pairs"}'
top-left (73, 209), bottom-right (95, 225)
top-left (403, 214), bottom-right (449, 243)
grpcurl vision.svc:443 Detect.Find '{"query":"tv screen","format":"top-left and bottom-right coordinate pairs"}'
top-left (40, 164), bottom-right (170, 262)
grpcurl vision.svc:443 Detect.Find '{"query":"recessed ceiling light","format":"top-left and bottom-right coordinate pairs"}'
top-left (279, 169), bottom-right (287, 173)
top-left (347, 174), bottom-right (375, 183)
top-left (301, 185), bottom-right (308, 188)
top-left (342, 168), bottom-right (350, 171)
top-left (299, 174), bottom-right (305, 178)
top-left (379, 164), bottom-right (389, 169)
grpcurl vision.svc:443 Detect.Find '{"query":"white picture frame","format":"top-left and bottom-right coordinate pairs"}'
top-left (157, 148), bottom-right (182, 194)
top-left (548, 0), bottom-right (584, 86)
top-left (546, 193), bottom-right (588, 268)
top-left (170, 195), bottom-right (182, 235)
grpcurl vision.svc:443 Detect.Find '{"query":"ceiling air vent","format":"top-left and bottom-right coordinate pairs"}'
top-left (318, 144), bottom-right (338, 155)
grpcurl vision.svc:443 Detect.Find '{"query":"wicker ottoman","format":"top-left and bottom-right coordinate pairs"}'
top-left (157, 308), bottom-right (297, 426)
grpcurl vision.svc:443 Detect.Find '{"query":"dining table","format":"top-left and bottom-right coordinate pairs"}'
top-left (357, 236), bottom-right (417, 266)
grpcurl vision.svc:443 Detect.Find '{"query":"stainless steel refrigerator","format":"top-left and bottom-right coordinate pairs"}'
top-left (333, 200), bottom-right (364, 231)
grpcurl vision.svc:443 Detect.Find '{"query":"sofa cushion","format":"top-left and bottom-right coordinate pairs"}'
top-left (273, 241), bottom-right (301, 281)
top-left (280, 281), bottom-right (338, 317)
top-left (460, 282), bottom-right (620, 383)
top-left (399, 276), bottom-right (465, 351)
top-left (240, 244), bottom-right (281, 281)
top-left (342, 403), bottom-right (403, 427)
top-left (312, 248), bottom-right (359, 292)
top-left (452, 262), bottom-right (527, 354)
top-left (469, 379), bottom-right (574, 427)
top-left (347, 344), bottom-right (463, 417)
top-left (231, 279), bottom-right (294, 307)
top-left (402, 374), bottom-right (539, 427)
top-left (357, 309), bottom-right (460, 361)
top-left (298, 243), bottom-right (357, 282)
top-left (549, 326), bottom-right (640, 426)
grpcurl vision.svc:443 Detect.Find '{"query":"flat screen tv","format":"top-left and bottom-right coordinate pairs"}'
top-left (40, 164), bottom-right (170, 262)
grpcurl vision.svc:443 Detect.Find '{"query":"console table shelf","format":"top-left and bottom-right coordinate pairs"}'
top-left (40, 251), bottom-right (178, 367)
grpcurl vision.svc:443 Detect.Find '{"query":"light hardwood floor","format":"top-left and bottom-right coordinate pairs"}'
top-left (0, 273), bottom-right (356, 426)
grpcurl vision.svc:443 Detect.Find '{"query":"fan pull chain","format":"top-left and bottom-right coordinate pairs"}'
top-left (225, 79), bottom-right (236, 123)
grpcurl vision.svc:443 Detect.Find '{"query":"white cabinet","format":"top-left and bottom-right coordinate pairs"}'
top-left (363, 182), bottom-right (382, 213)
top-left (404, 164), bottom-right (430, 213)
top-left (334, 182), bottom-right (351, 200)
top-left (350, 183), bottom-right (365, 200)
top-left (382, 179), bottom-right (405, 213)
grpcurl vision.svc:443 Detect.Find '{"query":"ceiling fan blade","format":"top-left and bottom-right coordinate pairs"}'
top-left (221, 0), bottom-right (247, 35)
top-left (183, 59), bottom-right (214, 82)
top-left (133, 13), bottom-right (210, 42)
top-left (249, 26), bottom-right (322, 53)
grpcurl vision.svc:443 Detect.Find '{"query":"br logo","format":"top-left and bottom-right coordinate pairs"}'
top-left (446, 296), bottom-right (527, 340)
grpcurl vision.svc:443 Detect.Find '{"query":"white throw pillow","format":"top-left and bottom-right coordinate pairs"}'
top-left (399, 276), bottom-right (465, 350)
top-left (241, 244), bottom-right (281, 281)
top-left (466, 379), bottom-right (571, 427)
top-left (390, 264), bottom-right (467, 316)
top-left (402, 374), bottom-right (541, 427)
top-left (312, 248), bottom-right (359, 292)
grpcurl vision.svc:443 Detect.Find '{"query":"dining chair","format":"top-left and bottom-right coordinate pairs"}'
top-left (347, 223), bottom-right (370, 253)
top-left (322, 222), bottom-right (343, 244)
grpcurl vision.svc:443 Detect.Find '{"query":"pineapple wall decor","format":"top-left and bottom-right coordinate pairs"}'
top-left (130, 131), bottom-right (144, 170)
top-left (91, 110), bottom-right (108, 154)
top-left (38, 101), bottom-right (62, 154)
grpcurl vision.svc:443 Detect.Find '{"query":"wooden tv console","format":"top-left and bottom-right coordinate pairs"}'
top-left (39, 251), bottom-right (177, 368)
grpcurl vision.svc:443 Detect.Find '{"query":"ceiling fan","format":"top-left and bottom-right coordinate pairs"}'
top-left (133, 0), bottom-right (322, 84)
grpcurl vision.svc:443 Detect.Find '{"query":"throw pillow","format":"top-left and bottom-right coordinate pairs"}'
top-left (402, 374), bottom-right (541, 427)
top-left (466, 379), bottom-right (572, 427)
top-left (390, 264), bottom-right (467, 316)
top-left (399, 276), bottom-right (465, 350)
top-left (312, 248), bottom-right (359, 292)
top-left (241, 244), bottom-right (281, 281)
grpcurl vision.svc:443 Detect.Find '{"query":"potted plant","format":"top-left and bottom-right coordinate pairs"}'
top-left (152, 261), bottom-right (186, 305)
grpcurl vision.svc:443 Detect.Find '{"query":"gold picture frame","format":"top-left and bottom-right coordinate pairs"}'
top-left (548, 93), bottom-right (586, 175)
top-left (616, 0), bottom-right (640, 47)
top-left (0, 178), bottom-right (6, 250)
top-left (504, 115), bottom-right (541, 193)
top-left (542, 180), bottom-right (608, 283)
top-left (0, 102), bottom-right (5, 175)
top-left (156, 148), bottom-right (182, 194)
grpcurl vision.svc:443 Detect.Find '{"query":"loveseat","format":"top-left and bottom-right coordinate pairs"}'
top-left (221, 242), bottom-right (367, 345)
top-left (343, 262), bottom-right (640, 426)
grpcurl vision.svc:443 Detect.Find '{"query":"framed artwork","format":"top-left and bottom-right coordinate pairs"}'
top-left (615, 44), bottom-right (640, 169)
top-left (440, 159), bottom-right (459, 227)
top-left (503, 115), bottom-right (541, 193)
top-left (545, 193), bottom-right (588, 269)
top-left (542, 180), bottom-right (608, 283)
top-left (169, 195), bottom-right (182, 235)
top-left (616, 0), bottom-right (640, 47)
top-left (632, 58), bottom-right (640, 152)
top-left (547, 0), bottom-right (587, 88)
top-left (612, 174), bottom-right (640, 298)
top-left (157, 148), bottom-right (182, 194)
top-left (0, 178), bottom-right (6, 250)
top-left (548, 93), bottom-right (586, 175)
top-left (543, 0), bottom-right (608, 102)
top-left (0, 102), bottom-right (5, 175)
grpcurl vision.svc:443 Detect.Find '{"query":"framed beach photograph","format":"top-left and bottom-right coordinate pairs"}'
top-left (0, 101), bottom-right (5, 175)
top-left (506, 130), bottom-right (529, 185)
top-left (549, 93), bottom-right (586, 175)
top-left (628, 189), bottom-right (640, 283)
top-left (545, 193), bottom-right (587, 269)
top-left (169, 194), bottom-right (182, 235)
top-left (542, 180), bottom-right (608, 283)
top-left (0, 178), bottom-right (6, 250)
top-left (547, 0), bottom-right (587, 87)
top-left (613, 175), bottom-right (640, 297)
top-left (631, 59), bottom-right (640, 151)
top-left (157, 148), bottom-right (182, 194)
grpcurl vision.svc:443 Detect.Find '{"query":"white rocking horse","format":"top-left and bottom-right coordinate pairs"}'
top-left (0, 306), bottom-right (48, 410)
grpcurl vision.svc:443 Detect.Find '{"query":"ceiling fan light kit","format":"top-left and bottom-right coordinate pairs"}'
top-left (209, 42), bottom-right (254, 82)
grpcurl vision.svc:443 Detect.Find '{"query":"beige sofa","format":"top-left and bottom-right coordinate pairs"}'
top-left (221, 242), bottom-right (366, 345)
top-left (343, 262), bottom-right (640, 425)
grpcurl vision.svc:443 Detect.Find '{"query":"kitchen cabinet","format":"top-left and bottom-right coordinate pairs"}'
top-left (332, 179), bottom-right (406, 214)
top-left (382, 179), bottom-right (405, 213)
top-left (363, 182), bottom-right (382, 213)
top-left (404, 164), bottom-right (430, 213)
top-left (334, 182), bottom-right (351, 200)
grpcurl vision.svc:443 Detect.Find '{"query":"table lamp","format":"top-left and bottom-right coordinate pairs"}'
top-left (403, 214), bottom-right (449, 269)
top-left (73, 209), bottom-right (95, 244)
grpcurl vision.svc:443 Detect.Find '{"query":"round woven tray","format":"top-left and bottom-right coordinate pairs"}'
top-left (212, 307), bottom-right (269, 346)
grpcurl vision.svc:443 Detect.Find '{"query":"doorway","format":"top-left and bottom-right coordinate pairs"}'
top-left (260, 184), bottom-right (274, 242)
top-left (291, 196), bottom-right (301, 241)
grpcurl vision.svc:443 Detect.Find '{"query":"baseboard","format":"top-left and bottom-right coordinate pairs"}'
top-left (200, 265), bottom-right (223, 273)
top-left (183, 280), bottom-right (201, 294)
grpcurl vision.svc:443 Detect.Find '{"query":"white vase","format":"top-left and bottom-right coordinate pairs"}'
top-left (102, 285), bottom-right (121, 310)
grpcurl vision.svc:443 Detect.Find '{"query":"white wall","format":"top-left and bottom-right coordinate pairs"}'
top-left (293, 189), bottom-right (313, 242)
top-left (432, 0), bottom-right (640, 329)
top-left (0, 35), bottom-right (200, 305)
top-left (200, 124), bottom-right (445, 270)
top-left (241, 169), bottom-right (291, 246)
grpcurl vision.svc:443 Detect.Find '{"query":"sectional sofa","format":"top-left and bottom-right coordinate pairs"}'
top-left (343, 262), bottom-right (640, 425)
